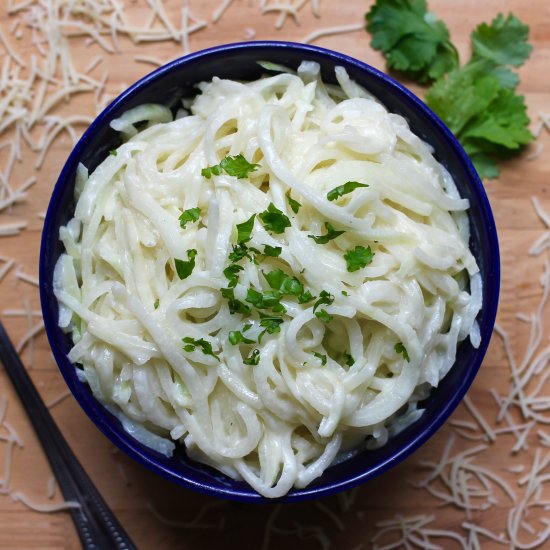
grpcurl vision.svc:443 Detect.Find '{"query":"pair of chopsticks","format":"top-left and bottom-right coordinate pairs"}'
top-left (0, 320), bottom-right (137, 550)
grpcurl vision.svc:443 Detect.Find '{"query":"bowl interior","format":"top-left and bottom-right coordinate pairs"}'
top-left (40, 41), bottom-right (500, 502)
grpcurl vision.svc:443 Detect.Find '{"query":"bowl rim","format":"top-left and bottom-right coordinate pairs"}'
top-left (39, 40), bottom-right (500, 502)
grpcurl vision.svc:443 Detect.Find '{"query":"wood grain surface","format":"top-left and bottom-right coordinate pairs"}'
top-left (1, 1), bottom-right (549, 548)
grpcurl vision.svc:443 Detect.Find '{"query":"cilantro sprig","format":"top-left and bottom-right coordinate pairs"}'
top-left (201, 154), bottom-right (260, 179)
top-left (243, 349), bottom-right (261, 365)
top-left (365, 2), bottom-right (534, 178)
top-left (365, 0), bottom-right (459, 83)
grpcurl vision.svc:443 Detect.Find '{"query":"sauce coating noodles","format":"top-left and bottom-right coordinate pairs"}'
top-left (54, 62), bottom-right (482, 497)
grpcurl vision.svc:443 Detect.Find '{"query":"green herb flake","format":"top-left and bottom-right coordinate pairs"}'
top-left (263, 245), bottom-right (282, 257)
top-left (343, 353), bottom-right (355, 367)
top-left (245, 288), bottom-right (286, 313)
top-left (341, 290), bottom-right (350, 297)
top-left (327, 181), bottom-right (369, 202)
top-left (221, 287), bottom-right (252, 315)
top-left (201, 154), bottom-right (260, 179)
top-left (365, 0), bottom-right (459, 83)
top-left (153, 299), bottom-right (160, 309)
top-left (174, 249), bottom-right (197, 280)
top-left (315, 309), bottom-right (333, 323)
top-left (314, 352), bottom-right (327, 366)
top-left (109, 149), bottom-right (118, 156)
top-left (308, 222), bottom-right (345, 244)
top-left (259, 203), bottom-right (291, 234)
top-left (223, 264), bottom-right (243, 288)
top-left (395, 342), bottom-right (410, 362)
top-left (288, 195), bottom-right (302, 214)
top-left (242, 323), bottom-right (252, 332)
top-left (182, 336), bottom-right (220, 361)
top-left (236, 214), bottom-right (256, 244)
top-left (179, 207), bottom-right (201, 229)
top-left (259, 313), bottom-right (284, 340)
top-left (228, 330), bottom-right (255, 345)
top-left (313, 290), bottom-right (334, 312)
top-left (243, 349), bottom-right (261, 366)
top-left (344, 245), bottom-right (375, 272)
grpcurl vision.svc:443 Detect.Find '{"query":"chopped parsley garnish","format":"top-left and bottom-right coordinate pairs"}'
top-left (341, 290), bottom-right (350, 297)
top-left (201, 154), bottom-right (260, 179)
top-left (308, 222), bottom-right (345, 244)
top-left (395, 342), bottom-right (410, 362)
top-left (174, 249), bottom-right (197, 280)
top-left (315, 309), bottom-right (333, 323)
top-left (259, 203), bottom-right (291, 234)
top-left (179, 207), bottom-right (201, 229)
top-left (242, 323), bottom-right (252, 332)
top-left (182, 337), bottom-right (220, 361)
top-left (314, 352), bottom-right (327, 365)
top-left (246, 288), bottom-right (286, 313)
top-left (223, 264), bottom-right (243, 288)
top-left (263, 244), bottom-right (282, 257)
top-left (228, 330), bottom-right (255, 345)
top-left (243, 349), bottom-right (261, 365)
top-left (343, 353), bottom-right (355, 367)
top-left (236, 214), bottom-right (256, 244)
top-left (221, 287), bottom-right (251, 315)
top-left (344, 245), bottom-right (374, 272)
top-left (313, 290), bottom-right (334, 312)
top-left (228, 244), bottom-right (258, 263)
top-left (327, 181), bottom-right (369, 202)
top-left (153, 299), bottom-right (160, 309)
top-left (109, 149), bottom-right (117, 156)
top-left (263, 269), bottom-right (315, 304)
top-left (258, 313), bottom-right (284, 341)
top-left (288, 195), bottom-right (302, 214)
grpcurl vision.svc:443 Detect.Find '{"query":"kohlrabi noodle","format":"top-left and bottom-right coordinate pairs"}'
top-left (53, 62), bottom-right (482, 498)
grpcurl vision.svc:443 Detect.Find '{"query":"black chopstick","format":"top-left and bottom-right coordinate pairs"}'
top-left (0, 320), bottom-right (137, 550)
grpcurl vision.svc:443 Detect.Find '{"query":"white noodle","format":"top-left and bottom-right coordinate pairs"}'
top-left (54, 65), bottom-right (481, 498)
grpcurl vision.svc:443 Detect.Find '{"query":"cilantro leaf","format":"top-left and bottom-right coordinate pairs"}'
top-left (471, 13), bottom-right (532, 68)
top-left (327, 181), bottom-right (368, 202)
top-left (394, 342), bottom-right (410, 362)
top-left (201, 154), bottom-right (260, 179)
top-left (264, 269), bottom-right (303, 296)
top-left (426, 60), bottom-right (533, 178)
top-left (259, 203), bottom-right (291, 234)
top-left (221, 287), bottom-right (251, 315)
top-left (229, 244), bottom-right (252, 263)
top-left (313, 290), bottom-right (334, 312)
top-left (308, 222), bottom-right (345, 244)
top-left (243, 349), bottom-right (261, 365)
top-left (228, 330), bottom-right (255, 345)
top-left (223, 264), bottom-right (243, 288)
top-left (258, 313), bottom-right (284, 341)
top-left (236, 214), bottom-right (256, 244)
top-left (344, 245), bottom-right (374, 272)
top-left (179, 207), bottom-right (201, 229)
top-left (182, 337), bottom-right (220, 361)
top-left (314, 352), bottom-right (327, 365)
top-left (315, 309), bottom-right (333, 323)
top-left (263, 245), bottom-right (282, 257)
top-left (298, 290), bottom-right (315, 304)
top-left (174, 249), bottom-right (197, 280)
top-left (288, 195), bottom-right (302, 214)
top-left (365, 0), bottom-right (459, 83)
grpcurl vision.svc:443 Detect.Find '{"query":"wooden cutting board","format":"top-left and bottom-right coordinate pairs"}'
top-left (0, 1), bottom-right (549, 548)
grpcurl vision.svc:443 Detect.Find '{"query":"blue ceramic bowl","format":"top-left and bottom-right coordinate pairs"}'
top-left (40, 41), bottom-right (500, 502)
